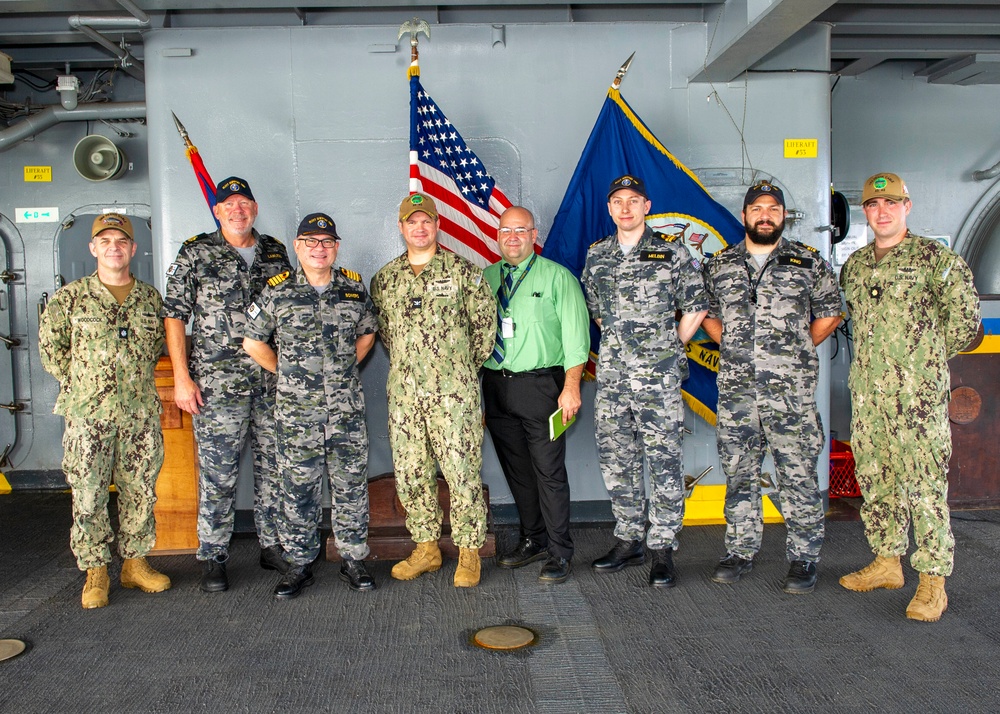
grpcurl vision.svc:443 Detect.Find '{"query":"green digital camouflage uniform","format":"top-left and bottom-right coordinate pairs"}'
top-left (581, 226), bottom-right (710, 550)
top-left (370, 249), bottom-right (495, 549)
top-left (703, 238), bottom-right (842, 563)
top-left (163, 228), bottom-right (291, 561)
top-left (841, 232), bottom-right (980, 575)
top-left (38, 273), bottom-right (165, 571)
top-left (245, 266), bottom-right (378, 565)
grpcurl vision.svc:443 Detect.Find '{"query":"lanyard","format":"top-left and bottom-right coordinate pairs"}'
top-left (744, 254), bottom-right (773, 305)
top-left (499, 253), bottom-right (537, 313)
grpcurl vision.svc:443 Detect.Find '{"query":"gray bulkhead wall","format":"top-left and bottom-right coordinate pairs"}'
top-left (10, 22), bottom-right (835, 511)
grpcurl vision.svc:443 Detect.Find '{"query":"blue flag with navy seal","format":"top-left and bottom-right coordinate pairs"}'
top-left (541, 86), bottom-right (743, 425)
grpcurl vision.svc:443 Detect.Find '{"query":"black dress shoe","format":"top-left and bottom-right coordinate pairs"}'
top-left (538, 556), bottom-right (572, 583)
top-left (259, 545), bottom-right (291, 575)
top-left (274, 566), bottom-right (315, 600)
top-left (592, 538), bottom-right (645, 572)
top-left (340, 559), bottom-right (376, 591)
top-left (783, 560), bottom-right (817, 594)
top-left (200, 556), bottom-right (228, 593)
top-left (498, 538), bottom-right (549, 569)
top-left (648, 548), bottom-right (677, 588)
top-left (710, 553), bottom-right (754, 584)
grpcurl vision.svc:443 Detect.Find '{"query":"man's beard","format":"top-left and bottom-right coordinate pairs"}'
top-left (745, 218), bottom-right (784, 245)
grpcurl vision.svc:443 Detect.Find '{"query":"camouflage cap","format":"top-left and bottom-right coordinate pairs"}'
top-left (399, 193), bottom-right (438, 221)
top-left (862, 172), bottom-right (909, 204)
top-left (91, 212), bottom-right (134, 241)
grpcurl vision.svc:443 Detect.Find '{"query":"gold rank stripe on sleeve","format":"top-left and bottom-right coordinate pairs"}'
top-left (794, 240), bottom-right (819, 253)
top-left (340, 267), bottom-right (362, 282)
top-left (654, 231), bottom-right (679, 242)
top-left (267, 270), bottom-right (290, 287)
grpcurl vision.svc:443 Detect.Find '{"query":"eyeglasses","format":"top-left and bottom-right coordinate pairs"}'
top-left (297, 236), bottom-right (339, 248)
top-left (497, 227), bottom-right (534, 236)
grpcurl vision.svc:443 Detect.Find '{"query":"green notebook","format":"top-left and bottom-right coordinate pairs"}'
top-left (548, 408), bottom-right (577, 441)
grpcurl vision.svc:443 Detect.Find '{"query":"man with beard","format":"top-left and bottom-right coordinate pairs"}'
top-left (164, 177), bottom-right (292, 593)
top-left (701, 181), bottom-right (842, 593)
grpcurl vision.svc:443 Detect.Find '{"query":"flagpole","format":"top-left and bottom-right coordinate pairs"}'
top-left (611, 52), bottom-right (635, 90)
top-left (398, 17), bottom-right (430, 77)
top-left (171, 112), bottom-right (219, 226)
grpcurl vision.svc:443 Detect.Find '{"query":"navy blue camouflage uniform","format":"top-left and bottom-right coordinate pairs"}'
top-left (703, 237), bottom-right (842, 563)
top-left (163, 228), bottom-right (291, 561)
top-left (245, 266), bottom-right (378, 565)
top-left (582, 226), bottom-right (709, 551)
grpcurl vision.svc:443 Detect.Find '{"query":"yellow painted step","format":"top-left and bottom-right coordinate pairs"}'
top-left (682, 483), bottom-right (784, 526)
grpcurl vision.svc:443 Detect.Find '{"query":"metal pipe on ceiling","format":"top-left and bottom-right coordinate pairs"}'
top-left (0, 102), bottom-right (146, 152)
top-left (67, 15), bottom-right (146, 82)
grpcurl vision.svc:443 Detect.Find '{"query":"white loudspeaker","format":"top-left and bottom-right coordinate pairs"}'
top-left (73, 135), bottom-right (128, 182)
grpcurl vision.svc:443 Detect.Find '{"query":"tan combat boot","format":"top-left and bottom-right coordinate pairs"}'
top-left (839, 555), bottom-right (904, 592)
top-left (391, 541), bottom-right (443, 581)
top-left (82, 566), bottom-right (110, 609)
top-left (454, 547), bottom-right (481, 588)
top-left (906, 573), bottom-right (948, 622)
top-left (120, 557), bottom-right (172, 593)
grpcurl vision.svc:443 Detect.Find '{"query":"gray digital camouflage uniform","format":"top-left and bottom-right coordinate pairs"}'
top-left (245, 266), bottom-right (378, 565)
top-left (38, 273), bottom-right (165, 570)
top-left (370, 250), bottom-right (495, 549)
top-left (841, 233), bottom-right (980, 575)
top-left (581, 226), bottom-right (710, 550)
top-left (163, 228), bottom-right (291, 560)
top-left (703, 238), bottom-right (842, 562)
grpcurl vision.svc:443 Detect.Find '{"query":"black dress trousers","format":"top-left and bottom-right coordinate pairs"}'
top-left (482, 367), bottom-right (573, 560)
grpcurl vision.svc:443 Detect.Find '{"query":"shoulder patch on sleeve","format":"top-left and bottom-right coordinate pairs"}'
top-left (166, 262), bottom-right (180, 276)
top-left (267, 270), bottom-right (290, 287)
top-left (654, 231), bottom-right (679, 243)
top-left (339, 267), bottom-right (362, 282)
top-left (794, 240), bottom-right (819, 253)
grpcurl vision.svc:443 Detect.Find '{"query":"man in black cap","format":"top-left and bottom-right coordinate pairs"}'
top-left (581, 174), bottom-right (709, 588)
top-left (244, 212), bottom-right (378, 598)
top-left (702, 180), bottom-right (842, 594)
top-left (163, 176), bottom-right (292, 593)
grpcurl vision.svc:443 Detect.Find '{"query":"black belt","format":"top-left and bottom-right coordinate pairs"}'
top-left (488, 366), bottom-right (564, 379)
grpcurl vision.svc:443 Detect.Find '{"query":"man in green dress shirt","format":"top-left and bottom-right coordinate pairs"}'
top-left (482, 206), bottom-right (590, 583)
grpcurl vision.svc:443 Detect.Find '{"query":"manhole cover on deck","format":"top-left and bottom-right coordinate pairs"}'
top-left (473, 625), bottom-right (537, 651)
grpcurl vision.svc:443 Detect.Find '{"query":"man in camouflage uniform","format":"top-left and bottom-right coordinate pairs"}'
top-left (370, 193), bottom-right (495, 588)
top-left (581, 175), bottom-right (709, 588)
top-left (163, 176), bottom-right (292, 593)
top-left (39, 213), bottom-right (171, 609)
top-left (840, 172), bottom-right (980, 622)
top-left (244, 212), bottom-right (378, 599)
top-left (702, 181), bottom-right (842, 594)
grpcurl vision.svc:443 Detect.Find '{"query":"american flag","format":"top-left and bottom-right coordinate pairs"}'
top-left (409, 67), bottom-right (511, 267)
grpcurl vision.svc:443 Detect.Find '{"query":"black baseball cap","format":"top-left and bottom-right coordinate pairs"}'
top-left (215, 176), bottom-right (255, 203)
top-left (297, 212), bottom-right (339, 239)
top-left (607, 175), bottom-right (648, 200)
top-left (743, 181), bottom-right (785, 208)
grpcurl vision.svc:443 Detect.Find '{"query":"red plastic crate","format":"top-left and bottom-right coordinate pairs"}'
top-left (829, 440), bottom-right (861, 498)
